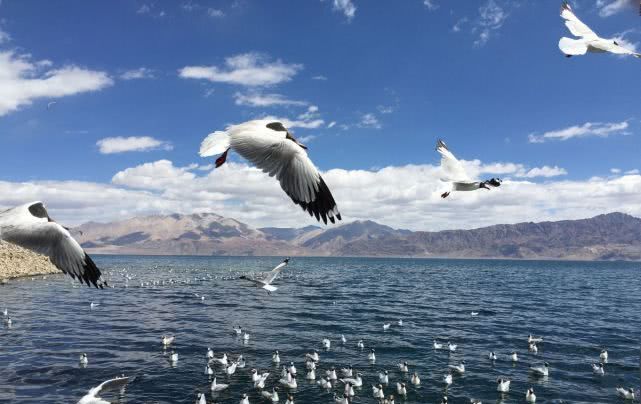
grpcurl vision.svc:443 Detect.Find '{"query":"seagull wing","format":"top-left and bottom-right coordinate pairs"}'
top-left (436, 139), bottom-right (471, 182)
top-left (607, 41), bottom-right (641, 57)
top-left (239, 275), bottom-right (266, 287)
top-left (230, 121), bottom-right (341, 224)
top-left (560, 2), bottom-right (598, 39)
top-left (263, 259), bottom-right (289, 285)
top-left (90, 376), bottom-right (133, 397)
top-left (559, 37), bottom-right (588, 55)
top-left (2, 221), bottom-right (104, 288)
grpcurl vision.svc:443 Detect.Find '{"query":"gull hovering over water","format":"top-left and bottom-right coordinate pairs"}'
top-left (0, 202), bottom-right (106, 288)
top-left (436, 140), bottom-right (501, 199)
top-left (77, 375), bottom-right (133, 404)
top-left (239, 258), bottom-right (290, 294)
top-left (559, 2), bottom-right (640, 58)
top-left (200, 119), bottom-right (342, 224)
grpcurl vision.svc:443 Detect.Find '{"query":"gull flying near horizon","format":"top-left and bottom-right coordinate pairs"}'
top-left (239, 258), bottom-right (290, 294)
top-left (559, 2), bottom-right (640, 58)
top-left (436, 139), bottom-right (501, 199)
top-left (199, 119), bottom-right (341, 224)
top-left (0, 201), bottom-right (106, 288)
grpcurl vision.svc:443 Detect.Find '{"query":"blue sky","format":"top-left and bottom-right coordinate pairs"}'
top-left (1, 0), bottom-right (640, 230)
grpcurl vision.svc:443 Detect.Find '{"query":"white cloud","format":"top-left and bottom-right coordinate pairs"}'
top-left (207, 8), bottom-right (225, 17)
top-left (626, 169), bottom-right (639, 175)
top-left (331, 0), bottom-right (356, 21)
top-left (179, 53), bottom-right (303, 87)
top-left (520, 165), bottom-right (568, 178)
top-left (312, 75), bottom-right (328, 80)
top-left (452, 17), bottom-right (468, 33)
top-left (2, 160), bottom-right (639, 231)
top-left (358, 113), bottom-right (381, 129)
top-left (611, 168), bottom-right (622, 174)
top-left (529, 121), bottom-right (629, 143)
top-left (597, 0), bottom-right (637, 17)
top-left (474, 0), bottom-right (508, 46)
top-left (0, 51), bottom-right (113, 117)
top-left (120, 67), bottom-right (155, 80)
top-left (233, 91), bottom-right (307, 107)
top-left (377, 105), bottom-right (394, 114)
top-left (327, 121), bottom-right (337, 129)
top-left (97, 136), bottom-right (173, 154)
top-left (423, 0), bottom-right (438, 11)
top-left (137, 4), bottom-right (151, 14)
top-left (0, 29), bottom-right (10, 44)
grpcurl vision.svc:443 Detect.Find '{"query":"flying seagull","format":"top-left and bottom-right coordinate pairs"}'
top-left (436, 139), bottom-right (501, 199)
top-left (239, 258), bottom-right (290, 294)
top-left (199, 119), bottom-right (341, 224)
top-left (559, 2), bottom-right (640, 58)
top-left (77, 375), bottom-right (133, 404)
top-left (0, 201), bottom-right (106, 288)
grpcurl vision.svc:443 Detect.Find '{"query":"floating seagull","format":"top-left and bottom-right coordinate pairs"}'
top-left (600, 349), bottom-right (608, 362)
top-left (285, 394), bottom-right (294, 404)
top-left (318, 377), bottom-right (332, 389)
top-left (261, 387), bottom-right (279, 402)
top-left (368, 348), bottom-right (376, 362)
top-left (207, 348), bottom-right (214, 360)
top-left (340, 373), bottom-right (363, 387)
top-left (616, 387), bottom-right (636, 400)
top-left (529, 342), bottom-right (539, 353)
top-left (233, 325), bottom-right (243, 336)
top-left (76, 375), bottom-right (133, 404)
top-left (344, 382), bottom-right (355, 397)
top-left (196, 393), bottom-right (206, 404)
top-left (592, 363), bottom-right (605, 375)
top-left (559, 2), bottom-right (640, 58)
top-left (279, 373), bottom-right (297, 389)
top-left (272, 350), bottom-right (281, 363)
top-left (470, 312), bottom-right (479, 316)
top-left (527, 335), bottom-right (543, 344)
top-left (383, 323), bottom-right (391, 330)
top-left (306, 368), bottom-right (316, 380)
top-left (526, 388), bottom-right (537, 403)
top-left (200, 120), bottom-right (342, 224)
top-left (372, 384), bottom-right (385, 399)
top-left (213, 353), bottom-right (228, 366)
top-left (433, 340), bottom-right (443, 350)
top-left (333, 393), bottom-right (349, 404)
top-left (357, 340), bottom-right (365, 350)
top-left (489, 352), bottom-right (498, 361)
top-left (497, 378), bottom-right (511, 393)
top-left (510, 351), bottom-right (518, 362)
top-left (2, 308), bottom-right (7, 317)
top-left (79, 353), bottom-right (89, 367)
top-left (4, 317), bottom-right (12, 327)
top-left (379, 370), bottom-right (389, 384)
top-left (326, 367), bottom-right (338, 380)
top-left (239, 393), bottom-right (250, 404)
top-left (530, 362), bottom-right (549, 377)
top-left (340, 366), bottom-right (352, 377)
top-left (447, 342), bottom-right (457, 352)
top-left (306, 350), bottom-right (320, 362)
top-left (398, 361), bottom-right (409, 373)
top-left (410, 372), bottom-right (421, 386)
top-left (161, 335), bottom-right (175, 347)
top-left (243, 332), bottom-right (250, 342)
top-left (239, 258), bottom-right (290, 294)
top-left (205, 364), bottom-right (213, 376)
top-left (0, 202), bottom-right (106, 288)
top-left (444, 372), bottom-right (453, 386)
top-left (396, 382), bottom-right (407, 397)
top-left (288, 362), bottom-right (297, 376)
top-left (436, 140), bottom-right (501, 199)
top-left (169, 351), bottom-right (178, 364)
top-left (322, 338), bottom-right (331, 350)
top-left (341, 334), bottom-right (347, 344)
top-left (226, 361), bottom-right (238, 376)
top-left (450, 361), bottom-right (465, 374)
top-left (305, 360), bottom-right (316, 371)
top-left (397, 319), bottom-right (403, 326)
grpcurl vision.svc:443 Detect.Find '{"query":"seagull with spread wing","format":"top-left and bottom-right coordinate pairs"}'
top-left (239, 258), bottom-right (290, 294)
top-left (0, 201), bottom-right (106, 288)
top-left (436, 140), bottom-right (501, 199)
top-left (77, 375), bottom-right (133, 404)
top-left (559, 2), bottom-right (640, 58)
top-left (199, 119), bottom-right (341, 224)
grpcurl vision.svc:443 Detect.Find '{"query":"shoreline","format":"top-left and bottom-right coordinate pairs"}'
top-left (0, 241), bottom-right (61, 283)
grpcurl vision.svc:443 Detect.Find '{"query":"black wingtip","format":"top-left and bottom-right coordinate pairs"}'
top-left (82, 253), bottom-right (104, 289)
top-left (288, 176), bottom-right (341, 226)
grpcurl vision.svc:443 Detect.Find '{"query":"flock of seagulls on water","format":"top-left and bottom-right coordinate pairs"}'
top-left (0, 2), bottom-right (640, 403)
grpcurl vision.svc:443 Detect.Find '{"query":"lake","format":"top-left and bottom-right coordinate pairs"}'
top-left (0, 256), bottom-right (640, 403)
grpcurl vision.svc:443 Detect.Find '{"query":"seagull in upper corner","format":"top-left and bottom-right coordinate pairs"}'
top-left (76, 375), bottom-right (133, 404)
top-left (559, 2), bottom-right (640, 58)
top-left (200, 119), bottom-right (341, 224)
top-left (239, 258), bottom-right (290, 294)
top-left (436, 140), bottom-right (501, 199)
top-left (0, 202), bottom-right (106, 288)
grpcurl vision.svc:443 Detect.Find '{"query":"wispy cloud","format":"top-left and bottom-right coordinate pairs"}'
top-left (97, 136), bottom-right (173, 154)
top-left (207, 8), bottom-right (225, 17)
top-left (0, 51), bottom-right (112, 117)
top-left (474, 0), bottom-right (508, 46)
top-left (137, 3), bottom-right (166, 17)
top-left (528, 121), bottom-right (629, 143)
top-left (596, 0), bottom-right (637, 17)
top-left (452, 17), bottom-right (468, 33)
top-left (331, 0), bottom-right (356, 21)
top-left (312, 75), bottom-right (328, 81)
top-left (358, 113), bottom-right (382, 129)
top-left (233, 92), bottom-right (307, 107)
top-left (423, 0), bottom-right (439, 11)
top-left (179, 53), bottom-right (302, 87)
top-left (120, 67), bottom-right (155, 80)
top-left (0, 28), bottom-right (10, 44)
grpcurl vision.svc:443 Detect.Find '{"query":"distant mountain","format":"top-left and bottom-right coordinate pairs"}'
top-left (75, 212), bottom-right (641, 261)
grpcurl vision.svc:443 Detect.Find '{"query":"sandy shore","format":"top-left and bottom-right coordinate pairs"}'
top-left (0, 241), bottom-right (61, 283)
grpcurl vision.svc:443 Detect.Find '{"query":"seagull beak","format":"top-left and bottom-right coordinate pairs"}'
top-left (296, 140), bottom-right (307, 150)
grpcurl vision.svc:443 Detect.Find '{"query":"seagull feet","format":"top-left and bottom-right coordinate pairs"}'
top-left (215, 148), bottom-right (230, 168)
top-left (441, 192), bottom-right (450, 199)
top-left (565, 54), bottom-right (572, 58)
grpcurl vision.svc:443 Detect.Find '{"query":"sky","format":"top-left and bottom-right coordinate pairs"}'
top-left (1, 0), bottom-right (640, 231)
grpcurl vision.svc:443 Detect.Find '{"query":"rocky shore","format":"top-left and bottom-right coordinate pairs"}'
top-left (0, 241), bottom-right (60, 283)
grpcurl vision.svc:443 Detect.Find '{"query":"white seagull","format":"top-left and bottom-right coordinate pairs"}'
top-left (76, 375), bottom-right (133, 404)
top-left (526, 388), bottom-right (537, 403)
top-left (530, 362), bottom-right (549, 377)
top-left (559, 2), bottom-right (640, 58)
top-left (239, 258), bottom-right (290, 294)
top-left (411, 372), bottom-right (421, 386)
top-left (600, 349), bottom-right (608, 362)
top-left (0, 202), bottom-right (106, 288)
top-left (196, 393), bottom-right (206, 404)
top-left (616, 387), bottom-right (636, 400)
top-left (436, 140), bottom-right (501, 199)
top-left (200, 119), bottom-right (341, 224)
top-left (592, 362), bottom-right (605, 375)
top-left (240, 393), bottom-right (250, 404)
top-left (497, 378), bottom-right (510, 393)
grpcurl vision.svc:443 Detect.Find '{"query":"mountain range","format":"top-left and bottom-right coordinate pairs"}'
top-left (72, 212), bottom-right (641, 261)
